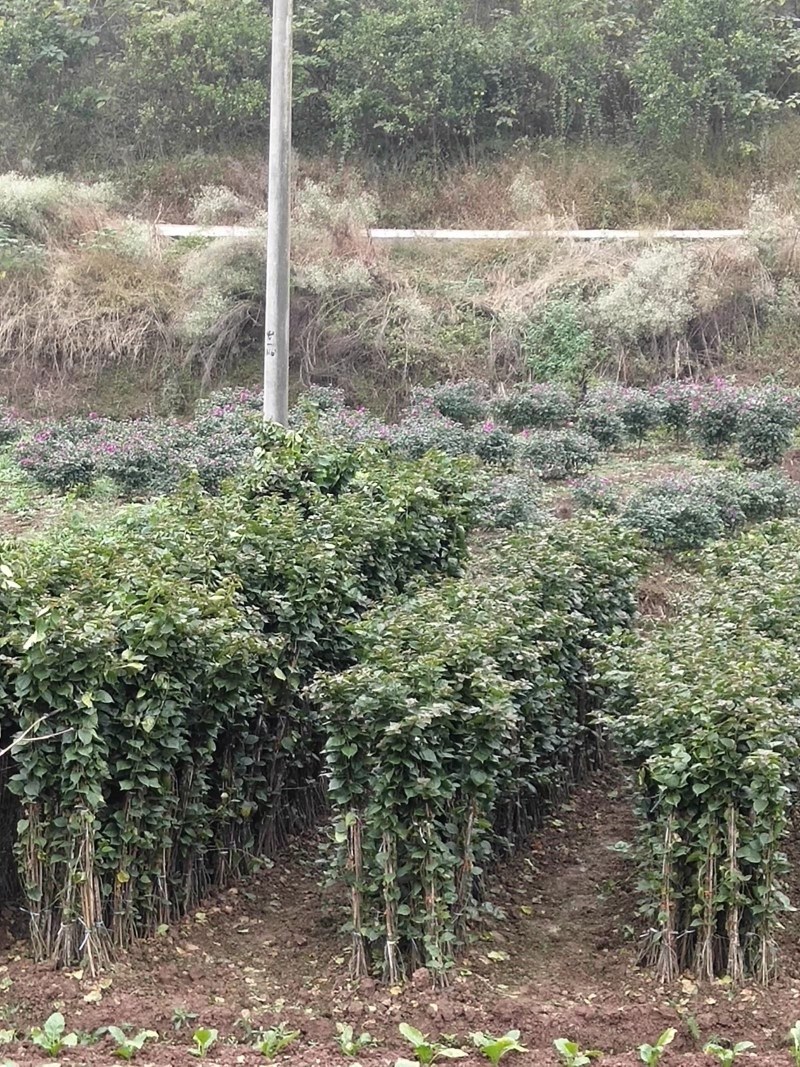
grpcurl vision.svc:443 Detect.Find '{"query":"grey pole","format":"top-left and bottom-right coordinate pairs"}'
top-left (263, 0), bottom-right (293, 425)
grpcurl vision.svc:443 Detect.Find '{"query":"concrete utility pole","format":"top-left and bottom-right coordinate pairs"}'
top-left (263, 0), bottom-right (293, 425)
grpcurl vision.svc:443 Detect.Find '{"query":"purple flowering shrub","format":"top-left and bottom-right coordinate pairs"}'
top-left (577, 385), bottom-right (666, 449)
top-left (651, 381), bottom-right (701, 439)
top-left (15, 421), bottom-right (102, 492)
top-left (615, 387), bottom-right (666, 446)
top-left (99, 424), bottom-right (185, 498)
top-left (576, 388), bottom-right (627, 448)
top-left (471, 422), bottom-right (518, 466)
top-left (571, 476), bottom-right (620, 514)
top-left (391, 408), bottom-right (473, 458)
top-left (413, 380), bottom-right (489, 427)
top-left (492, 383), bottom-right (576, 431)
top-left (735, 387), bottom-right (798, 467)
top-left (622, 470), bottom-right (800, 551)
top-left (474, 472), bottom-right (545, 529)
top-left (688, 380), bottom-right (741, 457)
top-left (0, 403), bottom-right (22, 445)
top-left (519, 429), bottom-right (598, 480)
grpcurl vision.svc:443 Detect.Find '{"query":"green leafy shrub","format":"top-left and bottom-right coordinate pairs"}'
top-left (631, 0), bottom-right (790, 153)
top-left (571, 476), bottom-right (619, 515)
top-left (615, 387), bottom-right (666, 447)
top-left (115, 0), bottom-right (269, 155)
top-left (622, 481), bottom-right (725, 551)
top-left (15, 430), bottom-right (97, 493)
top-left (99, 427), bottom-right (180, 498)
top-left (316, 520), bottom-right (641, 981)
top-left (607, 522), bottom-right (800, 984)
top-left (621, 471), bottom-right (800, 551)
top-left (519, 299), bottom-right (594, 383)
top-left (392, 410), bottom-right (473, 459)
top-left (576, 402), bottom-right (626, 450)
top-left (322, 0), bottom-right (486, 156)
top-left (736, 387), bottom-right (798, 467)
top-left (519, 429), bottom-right (598, 480)
top-left (651, 381), bottom-right (699, 439)
top-left (0, 429), bottom-right (474, 972)
top-left (492, 384), bottom-right (576, 431)
top-left (0, 406), bottom-right (21, 446)
top-left (474, 473), bottom-right (544, 530)
top-left (422, 380), bottom-right (490, 427)
top-left (688, 381), bottom-right (741, 456)
top-left (472, 423), bottom-right (518, 467)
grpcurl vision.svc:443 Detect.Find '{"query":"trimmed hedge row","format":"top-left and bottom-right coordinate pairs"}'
top-left (607, 521), bottom-right (800, 984)
top-left (0, 428), bottom-right (474, 973)
top-left (315, 519), bottom-right (642, 983)
top-left (9, 378), bottom-right (800, 501)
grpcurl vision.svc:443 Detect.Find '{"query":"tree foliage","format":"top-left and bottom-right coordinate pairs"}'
top-left (0, 0), bottom-right (797, 166)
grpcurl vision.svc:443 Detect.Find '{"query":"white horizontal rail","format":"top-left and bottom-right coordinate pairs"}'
top-left (153, 222), bottom-right (746, 243)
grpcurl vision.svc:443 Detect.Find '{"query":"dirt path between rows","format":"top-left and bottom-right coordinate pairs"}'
top-left (3, 769), bottom-right (800, 1065)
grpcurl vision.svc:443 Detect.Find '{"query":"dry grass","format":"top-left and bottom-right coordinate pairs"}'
top-left (116, 128), bottom-right (800, 231)
top-left (3, 156), bottom-right (800, 413)
top-left (0, 242), bottom-right (179, 410)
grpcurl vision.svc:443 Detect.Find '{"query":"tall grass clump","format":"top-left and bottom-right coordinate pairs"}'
top-left (0, 174), bottom-right (115, 242)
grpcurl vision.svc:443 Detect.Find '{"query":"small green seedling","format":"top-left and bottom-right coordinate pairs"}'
top-left (107, 1026), bottom-right (158, 1060)
top-left (554, 1038), bottom-right (602, 1067)
top-left (253, 1024), bottom-right (299, 1059)
top-left (172, 1007), bottom-right (198, 1031)
top-left (396, 1022), bottom-right (467, 1064)
top-left (471, 1030), bottom-right (528, 1063)
top-left (336, 1022), bottom-right (373, 1056)
top-left (189, 1027), bottom-right (219, 1058)
top-left (30, 1013), bottom-right (78, 1057)
top-left (639, 1028), bottom-right (676, 1065)
top-left (0, 1032), bottom-right (13, 1047)
top-left (703, 1041), bottom-right (755, 1066)
top-left (789, 1022), bottom-right (800, 1067)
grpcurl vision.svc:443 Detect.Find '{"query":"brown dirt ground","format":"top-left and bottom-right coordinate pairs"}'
top-left (2, 771), bottom-right (800, 1067)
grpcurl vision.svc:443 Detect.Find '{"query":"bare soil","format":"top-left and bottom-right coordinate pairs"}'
top-left (2, 771), bottom-right (800, 1066)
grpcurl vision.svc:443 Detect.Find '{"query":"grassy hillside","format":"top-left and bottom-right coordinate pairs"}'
top-left (2, 162), bottom-right (800, 415)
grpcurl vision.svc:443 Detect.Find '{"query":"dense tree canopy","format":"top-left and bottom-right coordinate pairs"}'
top-left (0, 0), bottom-right (797, 167)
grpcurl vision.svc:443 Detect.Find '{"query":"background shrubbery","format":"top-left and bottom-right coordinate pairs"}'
top-left (0, 0), bottom-right (796, 167)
